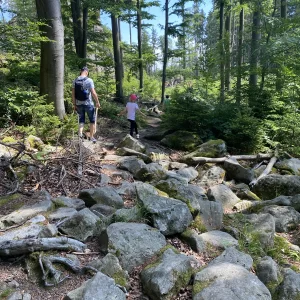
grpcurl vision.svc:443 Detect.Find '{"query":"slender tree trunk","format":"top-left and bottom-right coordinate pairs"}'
top-left (71, 0), bottom-right (82, 56)
top-left (137, 0), bottom-right (143, 92)
top-left (219, 0), bottom-right (225, 103)
top-left (82, 4), bottom-right (88, 59)
top-left (236, 0), bottom-right (244, 104)
top-left (161, 0), bottom-right (169, 103)
top-left (225, 1), bottom-right (231, 91)
top-left (276, 0), bottom-right (287, 91)
top-left (118, 17), bottom-right (124, 78)
top-left (260, 0), bottom-right (277, 91)
top-left (181, 1), bottom-right (186, 70)
top-left (35, 0), bottom-right (65, 119)
top-left (71, 0), bottom-right (87, 58)
top-left (249, 9), bottom-right (261, 88)
top-left (129, 19), bottom-right (132, 45)
top-left (111, 13), bottom-right (123, 102)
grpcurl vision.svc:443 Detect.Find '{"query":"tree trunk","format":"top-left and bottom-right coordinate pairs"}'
top-left (276, 0), bottom-right (287, 91)
top-left (81, 4), bottom-right (88, 59)
top-left (161, 0), bottom-right (169, 103)
top-left (35, 0), bottom-right (65, 119)
top-left (225, 1), bottom-right (231, 91)
top-left (70, 0), bottom-right (87, 58)
top-left (219, 0), bottom-right (225, 103)
top-left (236, 0), bottom-right (244, 104)
top-left (111, 13), bottom-right (124, 102)
top-left (249, 8), bottom-right (261, 88)
top-left (137, 0), bottom-right (143, 92)
top-left (118, 17), bottom-right (124, 78)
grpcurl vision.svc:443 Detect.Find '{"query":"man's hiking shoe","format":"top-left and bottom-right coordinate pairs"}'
top-left (136, 134), bottom-right (140, 139)
top-left (79, 135), bottom-right (84, 139)
top-left (90, 137), bottom-right (97, 143)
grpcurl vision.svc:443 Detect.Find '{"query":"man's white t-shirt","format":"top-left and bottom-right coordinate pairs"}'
top-left (126, 102), bottom-right (139, 120)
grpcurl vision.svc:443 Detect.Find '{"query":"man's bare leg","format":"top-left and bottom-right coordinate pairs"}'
top-left (90, 123), bottom-right (96, 139)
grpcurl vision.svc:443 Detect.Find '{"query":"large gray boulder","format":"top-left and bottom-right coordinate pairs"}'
top-left (48, 207), bottom-right (77, 222)
top-left (160, 130), bottom-right (202, 151)
top-left (116, 147), bottom-right (152, 163)
top-left (244, 213), bottom-right (275, 248)
top-left (138, 193), bottom-right (193, 235)
top-left (82, 272), bottom-right (126, 300)
top-left (99, 222), bottom-right (166, 272)
top-left (118, 156), bottom-right (147, 177)
top-left (176, 167), bottom-right (199, 182)
top-left (275, 268), bottom-right (300, 300)
top-left (198, 199), bottom-right (223, 230)
top-left (58, 208), bottom-right (99, 242)
top-left (141, 248), bottom-right (199, 300)
top-left (275, 158), bottom-right (300, 175)
top-left (193, 262), bottom-right (271, 300)
top-left (180, 229), bottom-right (206, 253)
top-left (87, 253), bottom-right (129, 288)
top-left (52, 196), bottom-right (85, 210)
top-left (252, 175), bottom-right (300, 199)
top-left (0, 191), bottom-right (53, 229)
top-left (223, 157), bottom-right (255, 184)
top-left (261, 205), bottom-right (300, 232)
top-left (117, 134), bottom-right (146, 153)
top-left (78, 187), bottom-right (124, 208)
top-left (183, 139), bottom-right (227, 162)
top-left (136, 162), bottom-right (167, 182)
top-left (256, 256), bottom-right (279, 285)
top-left (208, 184), bottom-right (240, 211)
top-left (155, 179), bottom-right (203, 215)
top-left (0, 216), bottom-right (57, 244)
top-left (197, 230), bottom-right (238, 250)
top-left (208, 247), bottom-right (253, 270)
top-left (198, 165), bottom-right (226, 188)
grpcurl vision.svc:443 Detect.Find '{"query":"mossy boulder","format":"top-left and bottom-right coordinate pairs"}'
top-left (252, 174), bottom-right (300, 199)
top-left (1, 136), bottom-right (17, 143)
top-left (183, 139), bottom-right (227, 162)
top-left (25, 135), bottom-right (44, 151)
top-left (141, 248), bottom-right (199, 299)
top-left (160, 130), bottom-right (202, 151)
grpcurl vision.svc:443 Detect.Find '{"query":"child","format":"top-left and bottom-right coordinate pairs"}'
top-left (118, 94), bottom-right (145, 138)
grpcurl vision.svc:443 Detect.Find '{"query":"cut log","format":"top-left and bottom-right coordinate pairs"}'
top-left (249, 156), bottom-right (278, 187)
top-left (191, 153), bottom-right (273, 164)
top-left (0, 237), bottom-right (86, 257)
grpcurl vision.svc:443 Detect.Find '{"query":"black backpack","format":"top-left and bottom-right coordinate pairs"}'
top-left (75, 77), bottom-right (90, 101)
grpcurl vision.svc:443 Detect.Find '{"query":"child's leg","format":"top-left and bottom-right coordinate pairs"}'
top-left (134, 120), bottom-right (138, 134)
top-left (128, 119), bottom-right (134, 136)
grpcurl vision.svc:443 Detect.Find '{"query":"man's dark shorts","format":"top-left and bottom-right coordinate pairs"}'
top-left (77, 105), bottom-right (96, 123)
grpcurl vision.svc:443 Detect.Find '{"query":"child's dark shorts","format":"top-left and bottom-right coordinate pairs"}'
top-left (77, 105), bottom-right (96, 123)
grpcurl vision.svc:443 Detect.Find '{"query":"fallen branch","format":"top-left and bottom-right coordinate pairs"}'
top-left (0, 237), bottom-right (87, 256)
top-left (190, 153), bottom-right (273, 164)
top-left (249, 155), bottom-right (278, 187)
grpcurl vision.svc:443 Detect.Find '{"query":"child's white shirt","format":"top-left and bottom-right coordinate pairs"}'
top-left (126, 102), bottom-right (139, 120)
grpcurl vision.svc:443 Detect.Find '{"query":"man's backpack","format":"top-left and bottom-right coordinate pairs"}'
top-left (75, 77), bottom-right (90, 101)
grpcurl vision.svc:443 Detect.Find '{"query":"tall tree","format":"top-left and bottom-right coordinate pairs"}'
top-left (224, 0), bottom-right (232, 91)
top-left (219, 0), bottom-right (225, 102)
top-left (249, 1), bottom-right (261, 89)
top-left (161, 0), bottom-right (169, 103)
top-left (71, 0), bottom-right (88, 58)
top-left (35, 0), bottom-right (65, 119)
top-left (137, 0), bottom-right (143, 92)
top-left (236, 0), bottom-right (244, 104)
top-left (111, 12), bottom-right (123, 101)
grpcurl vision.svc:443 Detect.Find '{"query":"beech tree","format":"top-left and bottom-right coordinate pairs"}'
top-left (35, 0), bottom-right (65, 119)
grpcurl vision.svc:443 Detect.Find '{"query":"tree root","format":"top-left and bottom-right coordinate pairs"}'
top-left (38, 254), bottom-right (98, 287)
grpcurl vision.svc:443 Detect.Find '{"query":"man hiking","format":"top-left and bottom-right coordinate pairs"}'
top-left (72, 66), bottom-right (100, 143)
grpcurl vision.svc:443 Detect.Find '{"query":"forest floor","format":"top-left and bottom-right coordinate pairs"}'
top-left (0, 114), bottom-right (214, 300)
top-left (1, 114), bottom-right (299, 299)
